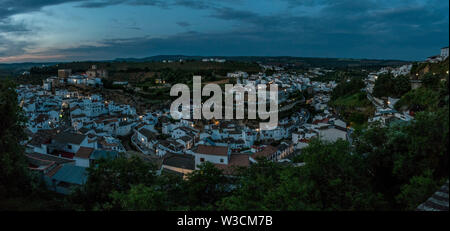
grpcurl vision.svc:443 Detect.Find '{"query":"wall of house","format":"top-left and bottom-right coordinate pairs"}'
top-left (193, 153), bottom-right (228, 168)
top-left (74, 157), bottom-right (90, 167)
top-left (172, 129), bottom-right (186, 139)
top-left (33, 144), bottom-right (48, 154)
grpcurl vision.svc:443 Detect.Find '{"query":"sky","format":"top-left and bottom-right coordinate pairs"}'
top-left (0, 0), bottom-right (448, 63)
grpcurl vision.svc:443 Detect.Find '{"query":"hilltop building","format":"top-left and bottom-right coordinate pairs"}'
top-left (441, 46), bottom-right (449, 59)
top-left (58, 69), bottom-right (72, 78)
top-left (86, 65), bottom-right (108, 78)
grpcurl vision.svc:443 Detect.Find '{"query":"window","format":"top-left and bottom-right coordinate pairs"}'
top-left (67, 144), bottom-right (72, 149)
top-left (200, 158), bottom-right (205, 162)
top-left (220, 158), bottom-right (224, 163)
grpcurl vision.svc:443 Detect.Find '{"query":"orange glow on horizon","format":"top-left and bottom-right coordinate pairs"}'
top-left (0, 54), bottom-right (64, 63)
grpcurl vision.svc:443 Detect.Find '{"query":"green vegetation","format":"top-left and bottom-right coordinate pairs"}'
top-left (0, 80), bottom-right (70, 210)
top-left (352, 106), bottom-right (449, 209)
top-left (372, 74), bottom-right (410, 98)
top-left (395, 62), bottom-right (449, 113)
top-left (1, 60), bottom-right (448, 211)
top-left (68, 156), bottom-right (159, 210)
top-left (331, 78), bottom-right (365, 100)
top-left (332, 92), bottom-right (371, 108)
top-left (315, 69), bottom-right (368, 83)
top-left (68, 108), bottom-right (448, 211)
top-left (330, 78), bottom-right (374, 126)
top-left (330, 92), bottom-right (374, 127)
top-left (0, 81), bottom-right (30, 197)
top-left (395, 87), bottom-right (440, 112)
top-left (410, 58), bottom-right (449, 77)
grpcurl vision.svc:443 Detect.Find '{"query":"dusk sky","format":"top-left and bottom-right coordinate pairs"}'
top-left (0, 0), bottom-right (448, 63)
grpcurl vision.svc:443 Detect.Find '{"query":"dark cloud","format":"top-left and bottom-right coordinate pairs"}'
top-left (0, 0), bottom-right (448, 62)
top-left (73, 0), bottom-right (219, 9)
top-left (176, 21), bottom-right (191, 27)
top-left (76, 0), bottom-right (168, 8)
top-left (0, 19), bottom-right (29, 32)
top-left (0, 34), bottom-right (34, 57)
top-left (173, 0), bottom-right (213, 10)
top-left (20, 20), bottom-right (446, 62)
top-left (0, 0), bottom-right (86, 20)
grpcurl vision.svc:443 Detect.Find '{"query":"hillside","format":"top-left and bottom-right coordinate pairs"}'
top-left (410, 58), bottom-right (449, 79)
top-left (115, 55), bottom-right (410, 68)
top-left (1, 55), bottom-right (411, 79)
top-left (395, 59), bottom-right (449, 112)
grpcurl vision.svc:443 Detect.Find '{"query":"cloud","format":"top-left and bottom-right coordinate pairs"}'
top-left (0, 0), bottom-right (448, 62)
top-left (74, 0), bottom-right (218, 9)
top-left (0, 34), bottom-right (33, 58)
top-left (176, 21), bottom-right (191, 27)
top-left (76, 0), bottom-right (168, 8)
top-left (0, 18), bottom-right (29, 33)
top-left (0, 0), bottom-right (86, 20)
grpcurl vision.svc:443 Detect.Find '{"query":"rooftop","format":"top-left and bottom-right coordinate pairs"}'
top-left (162, 154), bottom-right (195, 170)
top-left (195, 145), bottom-right (229, 156)
top-left (215, 154), bottom-right (250, 175)
top-left (251, 145), bottom-right (278, 159)
top-left (53, 132), bottom-right (87, 145)
top-left (90, 150), bottom-right (119, 160)
top-left (51, 165), bottom-right (87, 185)
top-left (75, 147), bottom-right (94, 159)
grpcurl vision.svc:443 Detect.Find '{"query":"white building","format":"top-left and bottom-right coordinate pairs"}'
top-left (190, 145), bottom-right (230, 168)
top-left (441, 46), bottom-right (449, 59)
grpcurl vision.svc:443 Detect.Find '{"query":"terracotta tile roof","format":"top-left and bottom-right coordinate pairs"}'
top-left (26, 155), bottom-right (55, 170)
top-left (34, 114), bottom-right (49, 123)
top-left (251, 145), bottom-right (278, 159)
top-left (26, 152), bottom-right (74, 165)
top-left (70, 106), bottom-right (81, 112)
top-left (196, 145), bottom-right (229, 156)
top-left (215, 154), bottom-right (250, 175)
top-left (28, 129), bottom-right (57, 146)
top-left (229, 154), bottom-right (250, 167)
top-left (75, 147), bottom-right (94, 159)
top-left (46, 164), bottom-right (62, 177)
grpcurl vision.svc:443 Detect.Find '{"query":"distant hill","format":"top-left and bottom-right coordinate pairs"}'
top-left (1, 55), bottom-right (412, 78)
top-left (0, 62), bottom-right (58, 78)
top-left (114, 55), bottom-right (411, 68)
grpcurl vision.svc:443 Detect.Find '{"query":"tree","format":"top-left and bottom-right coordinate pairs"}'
top-left (109, 184), bottom-right (170, 211)
top-left (393, 75), bottom-right (411, 97)
top-left (331, 78), bottom-right (365, 100)
top-left (218, 159), bottom-right (289, 210)
top-left (352, 106), bottom-right (449, 209)
top-left (394, 87), bottom-right (439, 112)
top-left (69, 156), bottom-right (157, 210)
top-left (395, 170), bottom-right (440, 210)
top-left (300, 139), bottom-right (386, 210)
top-left (373, 74), bottom-right (410, 98)
top-left (220, 140), bottom-right (386, 211)
top-left (182, 162), bottom-right (230, 210)
top-left (0, 80), bottom-right (30, 197)
top-left (421, 73), bottom-right (441, 89)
